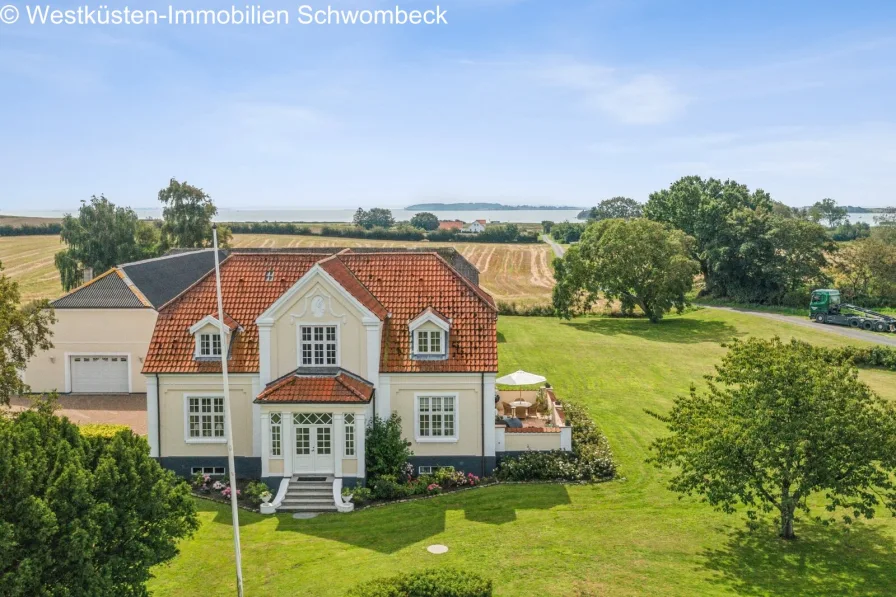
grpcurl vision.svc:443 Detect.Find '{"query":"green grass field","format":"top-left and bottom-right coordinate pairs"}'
top-left (148, 309), bottom-right (896, 597)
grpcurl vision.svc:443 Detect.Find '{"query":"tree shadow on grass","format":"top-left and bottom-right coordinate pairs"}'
top-left (701, 522), bottom-right (896, 596)
top-left (270, 483), bottom-right (571, 554)
top-left (564, 316), bottom-right (743, 344)
top-left (194, 497), bottom-right (269, 528)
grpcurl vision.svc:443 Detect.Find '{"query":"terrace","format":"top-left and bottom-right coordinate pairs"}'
top-left (494, 371), bottom-right (572, 454)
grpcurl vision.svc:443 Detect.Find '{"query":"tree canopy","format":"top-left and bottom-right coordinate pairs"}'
top-left (585, 197), bottom-right (643, 221)
top-left (353, 208), bottom-right (395, 230)
top-left (409, 212), bottom-right (439, 231)
top-left (811, 198), bottom-right (848, 228)
top-left (54, 195), bottom-right (161, 291)
top-left (649, 337), bottom-right (896, 539)
top-left (0, 262), bottom-right (54, 406)
top-left (645, 176), bottom-right (831, 303)
top-left (0, 408), bottom-right (199, 594)
top-left (158, 178), bottom-right (229, 249)
top-left (553, 218), bottom-right (700, 322)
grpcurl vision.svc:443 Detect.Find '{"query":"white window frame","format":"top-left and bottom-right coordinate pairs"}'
top-left (344, 413), bottom-right (356, 458)
top-left (270, 413), bottom-right (283, 458)
top-left (297, 323), bottom-right (340, 367)
top-left (183, 394), bottom-right (227, 444)
top-left (414, 329), bottom-right (445, 355)
top-left (414, 392), bottom-right (459, 443)
top-left (196, 333), bottom-right (223, 357)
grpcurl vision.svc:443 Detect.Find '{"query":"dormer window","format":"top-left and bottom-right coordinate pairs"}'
top-left (415, 330), bottom-right (443, 354)
top-left (199, 333), bottom-right (222, 357)
top-left (264, 269), bottom-right (275, 282)
top-left (189, 314), bottom-right (238, 360)
top-left (409, 307), bottom-right (450, 360)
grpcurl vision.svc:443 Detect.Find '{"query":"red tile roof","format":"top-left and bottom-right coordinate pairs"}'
top-left (256, 369), bottom-right (374, 404)
top-left (438, 220), bottom-right (464, 230)
top-left (142, 250), bottom-right (497, 374)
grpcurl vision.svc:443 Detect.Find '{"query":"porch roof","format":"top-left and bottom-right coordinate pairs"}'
top-left (255, 367), bottom-right (374, 404)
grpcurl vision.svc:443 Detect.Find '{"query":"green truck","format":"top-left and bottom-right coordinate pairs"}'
top-left (809, 289), bottom-right (896, 333)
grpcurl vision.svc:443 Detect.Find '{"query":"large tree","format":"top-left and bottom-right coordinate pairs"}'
top-left (829, 237), bottom-right (896, 304)
top-left (649, 337), bottom-right (896, 540)
top-left (812, 197), bottom-right (848, 228)
top-left (54, 195), bottom-right (161, 290)
top-left (0, 409), bottom-right (199, 595)
top-left (159, 178), bottom-right (229, 248)
top-left (586, 196), bottom-right (643, 221)
top-left (645, 176), bottom-right (830, 303)
top-left (409, 212), bottom-right (439, 231)
top-left (0, 262), bottom-right (54, 406)
top-left (353, 207), bottom-right (395, 230)
top-left (553, 218), bottom-right (700, 322)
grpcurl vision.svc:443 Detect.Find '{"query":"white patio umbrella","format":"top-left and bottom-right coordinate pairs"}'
top-left (496, 370), bottom-right (547, 386)
top-left (496, 370), bottom-right (547, 417)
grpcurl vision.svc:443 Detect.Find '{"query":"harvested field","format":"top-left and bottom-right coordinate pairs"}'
top-left (0, 234), bottom-right (557, 305)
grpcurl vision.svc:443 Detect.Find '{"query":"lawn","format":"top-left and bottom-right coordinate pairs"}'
top-left (0, 234), bottom-right (555, 306)
top-left (148, 309), bottom-right (896, 597)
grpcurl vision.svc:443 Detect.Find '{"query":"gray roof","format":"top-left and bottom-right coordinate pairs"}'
top-left (120, 249), bottom-right (225, 308)
top-left (52, 272), bottom-right (146, 309)
top-left (52, 249), bottom-right (224, 310)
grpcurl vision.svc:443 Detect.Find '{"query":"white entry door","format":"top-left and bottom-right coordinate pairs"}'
top-left (70, 355), bottom-right (129, 393)
top-left (292, 413), bottom-right (335, 474)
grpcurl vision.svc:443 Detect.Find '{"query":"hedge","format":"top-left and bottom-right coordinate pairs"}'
top-left (822, 345), bottom-right (896, 372)
top-left (78, 423), bottom-right (132, 439)
top-left (345, 568), bottom-right (492, 597)
top-left (223, 221), bottom-right (539, 243)
top-left (0, 223), bottom-right (63, 236)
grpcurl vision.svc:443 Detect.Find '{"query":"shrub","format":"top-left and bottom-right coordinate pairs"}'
top-left (366, 413), bottom-right (413, 481)
top-left (350, 486), bottom-right (373, 505)
top-left (496, 302), bottom-right (555, 316)
top-left (245, 480), bottom-right (272, 505)
top-left (496, 450), bottom-right (581, 481)
top-left (78, 423), bottom-right (131, 439)
top-left (345, 567), bottom-right (493, 597)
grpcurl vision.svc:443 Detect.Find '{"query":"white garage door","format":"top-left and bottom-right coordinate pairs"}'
top-left (70, 355), bottom-right (129, 393)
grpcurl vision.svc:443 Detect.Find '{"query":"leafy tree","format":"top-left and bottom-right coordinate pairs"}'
top-left (829, 237), bottom-right (896, 304)
top-left (646, 176), bottom-right (830, 303)
top-left (649, 337), bottom-right (896, 540)
top-left (353, 208), bottom-right (395, 230)
top-left (0, 408), bottom-right (199, 594)
top-left (409, 212), bottom-right (439, 231)
top-left (541, 220), bottom-right (554, 234)
top-left (54, 196), bottom-right (161, 290)
top-left (550, 221), bottom-right (586, 243)
top-left (0, 262), bottom-right (54, 406)
top-left (585, 197), bottom-right (643, 221)
top-left (365, 413), bottom-right (413, 481)
top-left (553, 218), bottom-right (699, 322)
top-left (812, 197), bottom-right (848, 228)
top-left (158, 178), bottom-right (230, 249)
top-left (831, 221), bottom-right (871, 242)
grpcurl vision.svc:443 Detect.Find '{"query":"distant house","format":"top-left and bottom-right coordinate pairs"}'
top-left (438, 220), bottom-right (464, 231)
top-left (464, 219), bottom-right (487, 234)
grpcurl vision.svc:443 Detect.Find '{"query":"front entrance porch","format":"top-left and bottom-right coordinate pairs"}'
top-left (292, 413), bottom-right (335, 475)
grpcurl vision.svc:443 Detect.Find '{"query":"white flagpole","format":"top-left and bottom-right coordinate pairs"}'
top-left (212, 225), bottom-right (245, 597)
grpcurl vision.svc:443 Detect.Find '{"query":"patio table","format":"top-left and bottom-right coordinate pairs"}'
top-left (510, 400), bottom-right (532, 418)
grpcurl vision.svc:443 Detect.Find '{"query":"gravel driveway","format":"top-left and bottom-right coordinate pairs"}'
top-left (6, 394), bottom-right (147, 435)
top-left (705, 306), bottom-right (896, 347)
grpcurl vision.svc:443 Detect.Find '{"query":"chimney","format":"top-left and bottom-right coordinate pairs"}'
top-left (82, 267), bottom-right (94, 283)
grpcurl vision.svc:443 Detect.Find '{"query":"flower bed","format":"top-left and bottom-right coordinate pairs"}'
top-left (348, 466), bottom-right (496, 508)
top-left (190, 474), bottom-right (272, 512)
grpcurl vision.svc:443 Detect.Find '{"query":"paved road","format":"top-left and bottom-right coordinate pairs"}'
top-left (704, 305), bottom-right (896, 347)
top-left (542, 234), bottom-right (566, 258)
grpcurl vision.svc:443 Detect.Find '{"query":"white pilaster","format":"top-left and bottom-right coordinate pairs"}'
top-left (333, 413), bottom-right (344, 478)
top-left (258, 323), bottom-right (273, 385)
top-left (146, 376), bottom-right (159, 458)
top-left (560, 426), bottom-right (572, 452)
top-left (356, 413), bottom-right (366, 479)
top-left (483, 373), bottom-right (496, 458)
top-left (364, 321), bottom-right (381, 386)
top-left (260, 412), bottom-right (270, 477)
top-left (251, 375), bottom-right (261, 457)
top-left (377, 375), bottom-right (391, 419)
top-left (282, 410), bottom-right (293, 477)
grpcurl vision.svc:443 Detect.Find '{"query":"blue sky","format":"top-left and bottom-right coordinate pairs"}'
top-left (2, 0), bottom-right (896, 211)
